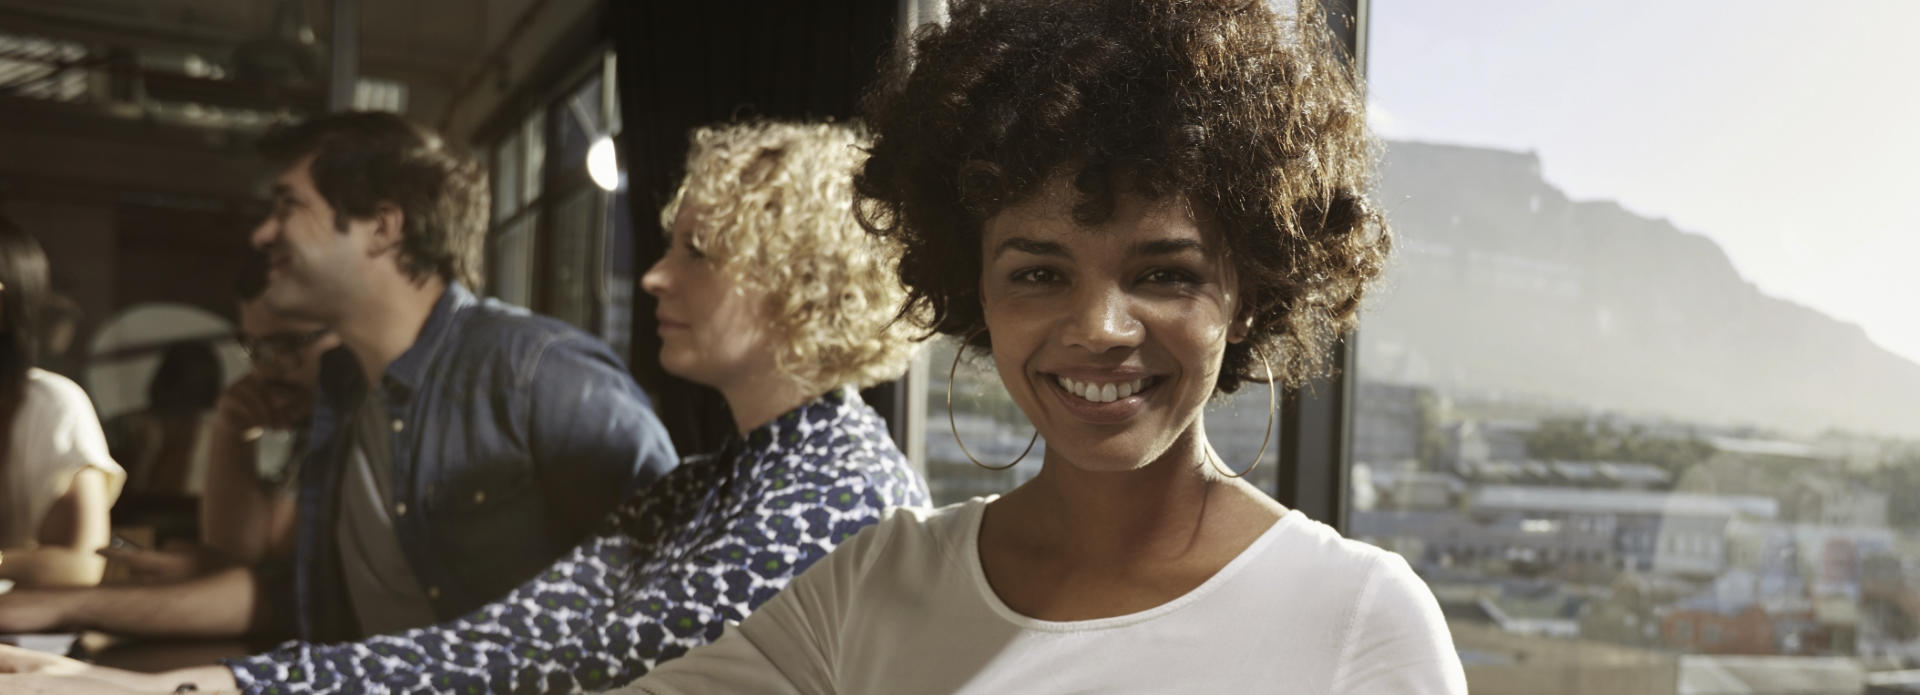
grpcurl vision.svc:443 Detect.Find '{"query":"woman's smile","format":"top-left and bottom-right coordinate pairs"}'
top-left (978, 174), bottom-right (1244, 472)
top-left (1040, 369), bottom-right (1164, 424)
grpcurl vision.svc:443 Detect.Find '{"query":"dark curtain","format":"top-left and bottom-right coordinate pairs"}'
top-left (609, 0), bottom-right (899, 456)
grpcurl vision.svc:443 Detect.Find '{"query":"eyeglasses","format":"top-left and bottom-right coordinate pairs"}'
top-left (239, 329), bottom-right (332, 373)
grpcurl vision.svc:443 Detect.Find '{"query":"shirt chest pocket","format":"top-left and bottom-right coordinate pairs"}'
top-left (428, 462), bottom-right (545, 584)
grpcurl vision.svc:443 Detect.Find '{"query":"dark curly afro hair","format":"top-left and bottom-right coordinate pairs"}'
top-left (855, 0), bottom-right (1388, 393)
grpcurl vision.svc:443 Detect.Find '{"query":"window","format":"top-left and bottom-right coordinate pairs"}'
top-left (0, 31), bottom-right (88, 102)
top-left (1349, 1), bottom-right (1920, 692)
top-left (484, 52), bottom-right (633, 361)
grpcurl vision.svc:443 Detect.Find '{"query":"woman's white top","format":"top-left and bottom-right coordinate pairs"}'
top-left (629, 497), bottom-right (1467, 694)
top-left (0, 369), bottom-right (125, 548)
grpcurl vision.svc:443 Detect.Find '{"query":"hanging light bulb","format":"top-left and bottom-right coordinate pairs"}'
top-left (587, 135), bottom-right (620, 191)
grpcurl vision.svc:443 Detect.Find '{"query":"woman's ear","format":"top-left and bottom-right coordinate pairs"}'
top-left (1227, 310), bottom-right (1254, 344)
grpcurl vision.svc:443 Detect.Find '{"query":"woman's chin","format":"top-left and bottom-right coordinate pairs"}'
top-left (1043, 435), bottom-right (1163, 474)
top-left (656, 352), bottom-right (701, 384)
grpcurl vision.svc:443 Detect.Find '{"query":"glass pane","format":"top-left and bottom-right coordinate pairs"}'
top-left (491, 131), bottom-right (521, 222)
top-left (554, 74), bottom-right (604, 173)
top-left (923, 337), bottom-right (1045, 506)
top-left (547, 187), bottom-right (601, 331)
top-left (603, 188), bottom-right (635, 363)
top-left (487, 216), bottom-right (534, 309)
top-left (1203, 382), bottom-right (1279, 493)
top-left (1353, 2), bottom-right (1920, 692)
top-left (604, 51), bottom-right (622, 135)
top-left (521, 110), bottom-right (546, 207)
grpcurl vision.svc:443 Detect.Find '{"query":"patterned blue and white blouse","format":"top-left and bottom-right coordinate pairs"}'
top-left (222, 386), bottom-right (929, 694)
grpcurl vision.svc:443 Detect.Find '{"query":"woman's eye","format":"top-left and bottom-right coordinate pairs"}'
top-left (1011, 268), bottom-right (1060, 284)
top-left (681, 238), bottom-right (707, 259)
top-left (1142, 268), bottom-right (1199, 285)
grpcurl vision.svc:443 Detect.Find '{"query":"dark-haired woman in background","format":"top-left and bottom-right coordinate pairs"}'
top-left (631, 1), bottom-right (1465, 692)
top-left (104, 340), bottom-right (223, 497)
top-left (0, 216), bottom-right (125, 589)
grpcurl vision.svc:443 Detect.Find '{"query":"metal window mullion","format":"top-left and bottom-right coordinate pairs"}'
top-left (1275, 0), bottom-right (1367, 532)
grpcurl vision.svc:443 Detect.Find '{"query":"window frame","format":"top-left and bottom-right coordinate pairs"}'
top-left (482, 47), bottom-right (631, 360)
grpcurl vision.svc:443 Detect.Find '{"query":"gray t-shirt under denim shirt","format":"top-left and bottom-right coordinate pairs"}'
top-left (336, 394), bottom-right (437, 636)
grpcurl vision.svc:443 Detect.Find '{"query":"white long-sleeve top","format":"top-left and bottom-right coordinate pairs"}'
top-left (627, 497), bottom-right (1468, 694)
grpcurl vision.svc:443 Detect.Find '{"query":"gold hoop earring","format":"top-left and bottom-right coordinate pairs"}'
top-left (1208, 349), bottom-right (1276, 479)
top-left (946, 331), bottom-right (1038, 471)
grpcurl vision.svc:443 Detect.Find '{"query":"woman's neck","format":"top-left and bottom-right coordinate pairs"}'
top-left (718, 373), bottom-right (819, 436)
top-left (1005, 425), bottom-right (1238, 565)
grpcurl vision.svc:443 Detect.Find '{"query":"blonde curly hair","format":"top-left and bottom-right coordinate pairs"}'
top-left (660, 120), bottom-right (920, 391)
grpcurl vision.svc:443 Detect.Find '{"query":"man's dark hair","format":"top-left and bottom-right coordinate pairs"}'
top-left (258, 111), bottom-right (487, 289)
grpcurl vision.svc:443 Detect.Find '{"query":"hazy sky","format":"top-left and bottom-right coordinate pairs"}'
top-left (1365, 0), bottom-right (1920, 366)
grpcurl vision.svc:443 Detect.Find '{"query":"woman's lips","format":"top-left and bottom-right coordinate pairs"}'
top-left (1042, 372), bottom-right (1159, 425)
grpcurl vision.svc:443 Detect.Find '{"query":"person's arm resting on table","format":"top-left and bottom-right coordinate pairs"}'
top-left (0, 468), bottom-right (112, 587)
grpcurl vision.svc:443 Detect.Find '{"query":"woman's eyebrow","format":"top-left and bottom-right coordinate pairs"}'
top-left (993, 237), bottom-right (1070, 260)
top-left (1132, 238), bottom-right (1206, 257)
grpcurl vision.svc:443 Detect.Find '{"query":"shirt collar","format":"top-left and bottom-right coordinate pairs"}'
top-left (381, 282), bottom-right (475, 394)
top-left (314, 281), bottom-right (474, 411)
top-left (736, 386), bottom-right (860, 457)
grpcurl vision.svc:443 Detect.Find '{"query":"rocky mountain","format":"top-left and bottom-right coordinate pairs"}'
top-left (1359, 141), bottom-right (1920, 439)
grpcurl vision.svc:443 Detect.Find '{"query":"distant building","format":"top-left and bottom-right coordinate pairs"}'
top-left (1706, 436), bottom-right (1831, 467)
top-left (1352, 382), bottom-right (1428, 467)
top-left (1786, 475), bottom-right (1890, 527)
top-left (1445, 419), bottom-right (1533, 470)
top-left (1361, 467), bottom-right (1466, 510)
top-left (1471, 485), bottom-right (1777, 576)
top-left (1456, 459), bottom-right (1671, 490)
top-left (1664, 602), bottom-right (1781, 655)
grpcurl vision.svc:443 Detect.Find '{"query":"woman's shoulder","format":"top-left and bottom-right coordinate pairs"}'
top-left (22, 368), bottom-right (95, 410)
top-left (783, 387), bottom-right (932, 509)
top-left (9, 369), bottom-right (123, 489)
top-left (1263, 511), bottom-right (1425, 590)
top-left (878, 497), bottom-right (986, 539)
top-left (1261, 515), bottom-right (1464, 690)
top-left (16, 369), bottom-right (108, 440)
top-left (825, 498), bottom-right (988, 578)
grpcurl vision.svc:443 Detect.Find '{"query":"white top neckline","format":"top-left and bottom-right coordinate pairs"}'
top-left (957, 495), bottom-right (1302, 633)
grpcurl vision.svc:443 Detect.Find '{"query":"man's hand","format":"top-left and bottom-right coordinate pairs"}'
top-left (0, 643), bottom-right (89, 675)
top-left (214, 372), bottom-right (312, 435)
top-left (0, 591), bottom-right (69, 634)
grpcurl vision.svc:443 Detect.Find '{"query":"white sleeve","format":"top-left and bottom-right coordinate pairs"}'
top-left (616, 622), bottom-right (803, 695)
top-left (1331, 552), bottom-right (1468, 695)
top-left (620, 507), bottom-right (904, 695)
top-left (33, 374), bottom-right (125, 502)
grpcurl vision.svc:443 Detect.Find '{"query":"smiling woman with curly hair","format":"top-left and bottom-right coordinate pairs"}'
top-left (630, 1), bottom-right (1465, 694)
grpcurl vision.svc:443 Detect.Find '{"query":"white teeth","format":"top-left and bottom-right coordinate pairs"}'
top-left (1053, 375), bottom-right (1153, 403)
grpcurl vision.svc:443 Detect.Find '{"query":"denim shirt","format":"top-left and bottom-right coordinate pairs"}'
top-left (289, 283), bottom-right (679, 642)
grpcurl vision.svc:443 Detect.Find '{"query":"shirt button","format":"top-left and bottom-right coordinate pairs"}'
top-left (394, 503), bottom-right (408, 517)
top-left (427, 586), bottom-right (441, 600)
top-left (391, 419), bottom-right (405, 433)
top-left (473, 490), bottom-right (486, 504)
